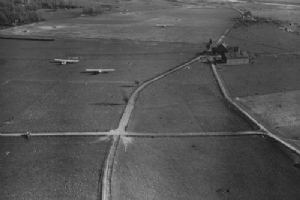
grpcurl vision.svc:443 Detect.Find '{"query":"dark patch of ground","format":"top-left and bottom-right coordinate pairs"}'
top-left (0, 136), bottom-right (111, 200)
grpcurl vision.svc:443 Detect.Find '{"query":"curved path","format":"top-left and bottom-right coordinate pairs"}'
top-left (101, 55), bottom-right (205, 200)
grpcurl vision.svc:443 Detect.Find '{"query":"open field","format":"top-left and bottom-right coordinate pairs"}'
top-left (0, 6), bottom-right (238, 43)
top-left (0, 1), bottom-right (238, 133)
top-left (0, 39), bottom-right (200, 84)
top-left (112, 136), bottom-right (300, 200)
top-left (128, 62), bottom-right (254, 133)
top-left (238, 90), bottom-right (300, 139)
top-left (218, 55), bottom-right (300, 97)
top-left (225, 24), bottom-right (300, 55)
top-left (0, 82), bottom-right (131, 132)
top-left (0, 38), bottom-right (199, 133)
top-left (215, 9), bottom-right (300, 168)
top-left (0, 136), bottom-right (110, 200)
top-left (230, 0), bottom-right (300, 23)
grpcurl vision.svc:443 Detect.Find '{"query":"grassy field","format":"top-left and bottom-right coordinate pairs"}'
top-left (226, 24), bottom-right (300, 55)
top-left (0, 38), bottom-right (200, 133)
top-left (128, 62), bottom-right (254, 133)
top-left (0, 6), bottom-right (237, 43)
top-left (0, 2), bottom-right (237, 133)
top-left (0, 136), bottom-right (110, 200)
top-left (217, 15), bottom-right (300, 163)
top-left (218, 55), bottom-right (300, 97)
top-left (219, 22), bottom-right (300, 98)
top-left (233, 1), bottom-right (300, 23)
top-left (238, 90), bottom-right (300, 139)
top-left (112, 136), bottom-right (300, 200)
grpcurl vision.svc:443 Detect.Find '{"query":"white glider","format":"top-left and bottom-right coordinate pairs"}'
top-left (85, 68), bottom-right (115, 73)
top-left (53, 58), bottom-right (79, 65)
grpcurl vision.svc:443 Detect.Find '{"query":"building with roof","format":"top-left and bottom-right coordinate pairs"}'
top-left (224, 47), bottom-right (250, 65)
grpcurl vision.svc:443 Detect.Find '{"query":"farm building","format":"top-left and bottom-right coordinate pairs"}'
top-left (201, 41), bottom-right (250, 65)
top-left (224, 46), bottom-right (250, 65)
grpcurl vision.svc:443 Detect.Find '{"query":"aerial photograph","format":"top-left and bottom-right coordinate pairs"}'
top-left (0, 0), bottom-right (300, 199)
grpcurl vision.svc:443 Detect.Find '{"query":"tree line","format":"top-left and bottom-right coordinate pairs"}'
top-left (0, 0), bottom-right (80, 26)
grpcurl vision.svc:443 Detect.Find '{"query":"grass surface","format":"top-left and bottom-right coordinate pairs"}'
top-left (112, 135), bottom-right (300, 200)
top-left (128, 63), bottom-right (254, 133)
top-left (0, 6), bottom-right (237, 43)
top-left (226, 24), bottom-right (300, 55)
top-left (238, 90), bottom-right (300, 140)
top-left (218, 55), bottom-right (300, 97)
top-left (0, 136), bottom-right (111, 200)
top-left (0, 38), bottom-right (199, 133)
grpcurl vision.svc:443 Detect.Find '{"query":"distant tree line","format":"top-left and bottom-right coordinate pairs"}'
top-left (27, 0), bottom-right (78, 9)
top-left (0, 0), bottom-right (38, 26)
top-left (0, 0), bottom-right (80, 26)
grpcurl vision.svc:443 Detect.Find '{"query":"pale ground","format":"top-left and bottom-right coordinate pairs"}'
top-left (0, 5), bottom-right (237, 43)
top-left (238, 90), bottom-right (300, 136)
top-left (237, 90), bottom-right (300, 150)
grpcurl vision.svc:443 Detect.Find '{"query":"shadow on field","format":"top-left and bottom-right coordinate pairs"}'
top-left (89, 102), bottom-right (124, 106)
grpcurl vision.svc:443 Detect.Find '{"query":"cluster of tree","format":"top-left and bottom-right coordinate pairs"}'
top-left (28, 0), bottom-right (78, 9)
top-left (0, 0), bottom-right (80, 26)
top-left (0, 0), bottom-right (40, 26)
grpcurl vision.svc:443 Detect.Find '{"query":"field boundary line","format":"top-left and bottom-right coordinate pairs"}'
top-left (0, 132), bottom-right (110, 137)
top-left (260, 51), bottom-right (300, 56)
top-left (6, 79), bottom-right (136, 85)
top-left (125, 131), bottom-right (264, 137)
top-left (0, 130), bottom-right (264, 137)
top-left (211, 64), bottom-right (300, 156)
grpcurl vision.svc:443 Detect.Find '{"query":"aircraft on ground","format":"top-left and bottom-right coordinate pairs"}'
top-left (85, 68), bottom-right (115, 74)
top-left (53, 57), bottom-right (79, 65)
